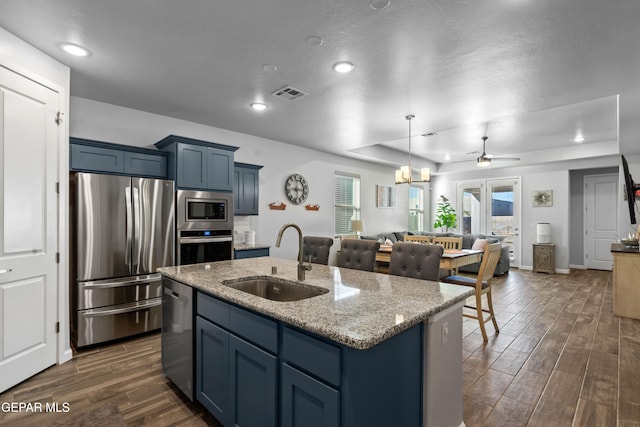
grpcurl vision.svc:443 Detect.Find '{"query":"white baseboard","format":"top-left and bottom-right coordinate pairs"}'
top-left (519, 265), bottom-right (569, 274)
top-left (569, 264), bottom-right (587, 270)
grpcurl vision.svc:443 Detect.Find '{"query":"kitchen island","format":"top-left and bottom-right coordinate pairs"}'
top-left (158, 257), bottom-right (473, 427)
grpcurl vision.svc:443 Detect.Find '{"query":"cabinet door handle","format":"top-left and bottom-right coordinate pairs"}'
top-left (0, 268), bottom-right (13, 274)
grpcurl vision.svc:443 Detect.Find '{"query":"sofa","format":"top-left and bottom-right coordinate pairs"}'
top-left (360, 231), bottom-right (510, 276)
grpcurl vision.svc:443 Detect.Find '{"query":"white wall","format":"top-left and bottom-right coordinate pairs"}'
top-left (70, 97), bottom-right (410, 263)
top-left (0, 27), bottom-right (72, 363)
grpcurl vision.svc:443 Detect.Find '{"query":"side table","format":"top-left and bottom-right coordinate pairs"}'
top-left (533, 243), bottom-right (555, 274)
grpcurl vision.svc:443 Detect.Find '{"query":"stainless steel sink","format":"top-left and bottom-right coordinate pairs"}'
top-left (222, 276), bottom-right (328, 301)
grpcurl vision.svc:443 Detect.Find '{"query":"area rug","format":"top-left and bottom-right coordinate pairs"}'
top-left (48, 403), bottom-right (126, 427)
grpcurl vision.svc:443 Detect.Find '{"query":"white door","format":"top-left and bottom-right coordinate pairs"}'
top-left (457, 178), bottom-right (521, 268)
top-left (487, 178), bottom-right (521, 268)
top-left (0, 65), bottom-right (60, 392)
top-left (584, 174), bottom-right (618, 270)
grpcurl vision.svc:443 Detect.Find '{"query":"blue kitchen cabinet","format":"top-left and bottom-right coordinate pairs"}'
top-left (155, 135), bottom-right (238, 191)
top-left (177, 143), bottom-right (208, 190)
top-left (196, 293), bottom-right (278, 427)
top-left (281, 363), bottom-right (339, 427)
top-left (70, 137), bottom-right (168, 178)
top-left (195, 316), bottom-right (230, 425)
top-left (234, 163), bottom-right (262, 215)
top-left (194, 291), bottom-right (422, 427)
top-left (233, 247), bottom-right (270, 259)
top-left (229, 335), bottom-right (277, 427)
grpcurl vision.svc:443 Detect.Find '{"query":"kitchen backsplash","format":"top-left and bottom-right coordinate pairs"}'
top-left (234, 216), bottom-right (258, 243)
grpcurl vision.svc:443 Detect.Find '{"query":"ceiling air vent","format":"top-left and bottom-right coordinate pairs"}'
top-left (271, 85), bottom-right (308, 101)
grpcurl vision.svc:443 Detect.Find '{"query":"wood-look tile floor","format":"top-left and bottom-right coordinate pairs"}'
top-left (0, 268), bottom-right (637, 426)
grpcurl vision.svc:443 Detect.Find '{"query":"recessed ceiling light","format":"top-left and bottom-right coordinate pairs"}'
top-left (250, 102), bottom-right (268, 111)
top-left (305, 36), bottom-right (324, 47)
top-left (370, 0), bottom-right (391, 10)
top-left (61, 43), bottom-right (90, 57)
top-left (333, 62), bottom-right (354, 73)
top-left (262, 64), bottom-right (277, 72)
top-left (574, 135), bottom-right (585, 143)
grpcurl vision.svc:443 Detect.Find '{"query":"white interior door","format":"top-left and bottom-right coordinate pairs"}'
top-left (584, 173), bottom-right (618, 271)
top-left (0, 65), bottom-right (60, 392)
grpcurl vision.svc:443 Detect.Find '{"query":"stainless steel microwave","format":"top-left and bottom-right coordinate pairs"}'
top-left (176, 189), bottom-right (233, 231)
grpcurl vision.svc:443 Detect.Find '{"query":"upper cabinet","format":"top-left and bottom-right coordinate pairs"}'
top-left (70, 138), bottom-right (168, 178)
top-left (155, 135), bottom-right (238, 192)
top-left (234, 162), bottom-right (263, 216)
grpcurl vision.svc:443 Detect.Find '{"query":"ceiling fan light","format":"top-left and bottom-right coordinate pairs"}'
top-left (477, 157), bottom-right (491, 167)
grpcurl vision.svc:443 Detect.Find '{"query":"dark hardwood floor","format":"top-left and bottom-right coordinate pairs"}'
top-left (0, 268), bottom-right (637, 426)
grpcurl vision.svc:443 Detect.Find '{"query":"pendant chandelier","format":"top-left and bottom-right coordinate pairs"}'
top-left (395, 114), bottom-right (430, 184)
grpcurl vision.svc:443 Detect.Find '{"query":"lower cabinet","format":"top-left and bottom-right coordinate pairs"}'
top-left (281, 363), bottom-right (339, 427)
top-left (196, 315), bottom-right (277, 427)
top-left (196, 317), bottom-right (229, 424)
top-left (195, 290), bottom-right (423, 427)
top-left (234, 247), bottom-right (269, 259)
top-left (230, 335), bottom-right (277, 427)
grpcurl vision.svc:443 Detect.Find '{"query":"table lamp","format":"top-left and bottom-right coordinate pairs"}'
top-left (350, 219), bottom-right (365, 237)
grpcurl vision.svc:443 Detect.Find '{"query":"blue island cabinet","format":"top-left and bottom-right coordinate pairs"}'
top-left (195, 291), bottom-right (425, 427)
top-left (155, 135), bottom-right (238, 192)
top-left (196, 293), bottom-right (278, 427)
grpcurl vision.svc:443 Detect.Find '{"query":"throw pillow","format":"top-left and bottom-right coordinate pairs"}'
top-left (471, 238), bottom-right (489, 251)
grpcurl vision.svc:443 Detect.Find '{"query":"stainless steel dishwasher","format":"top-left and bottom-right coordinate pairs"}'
top-left (162, 277), bottom-right (194, 401)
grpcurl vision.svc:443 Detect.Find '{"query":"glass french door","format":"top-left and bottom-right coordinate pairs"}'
top-left (457, 178), bottom-right (521, 267)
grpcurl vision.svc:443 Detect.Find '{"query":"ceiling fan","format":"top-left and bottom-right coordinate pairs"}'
top-left (473, 128), bottom-right (520, 167)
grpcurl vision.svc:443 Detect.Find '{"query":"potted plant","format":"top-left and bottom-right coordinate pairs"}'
top-left (433, 195), bottom-right (457, 232)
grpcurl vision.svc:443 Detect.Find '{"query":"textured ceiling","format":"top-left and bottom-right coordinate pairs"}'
top-left (1, 0), bottom-right (637, 172)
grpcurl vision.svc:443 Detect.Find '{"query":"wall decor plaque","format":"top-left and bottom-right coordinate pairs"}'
top-left (532, 190), bottom-right (553, 207)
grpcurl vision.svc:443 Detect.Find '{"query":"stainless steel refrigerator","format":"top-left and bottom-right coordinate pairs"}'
top-left (70, 172), bottom-right (175, 347)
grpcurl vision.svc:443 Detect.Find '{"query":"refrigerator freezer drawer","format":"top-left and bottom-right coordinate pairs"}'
top-left (76, 274), bottom-right (162, 310)
top-left (75, 298), bottom-right (161, 348)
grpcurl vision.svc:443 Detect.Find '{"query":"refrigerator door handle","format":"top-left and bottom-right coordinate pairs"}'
top-left (132, 186), bottom-right (142, 272)
top-left (80, 273), bottom-right (161, 289)
top-left (82, 298), bottom-right (161, 317)
top-left (125, 186), bottom-right (132, 267)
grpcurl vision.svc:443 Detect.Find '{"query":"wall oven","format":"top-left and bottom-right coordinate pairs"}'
top-left (176, 190), bottom-right (233, 265)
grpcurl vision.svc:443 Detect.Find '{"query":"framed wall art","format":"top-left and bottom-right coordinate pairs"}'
top-left (376, 185), bottom-right (397, 208)
top-left (532, 190), bottom-right (553, 207)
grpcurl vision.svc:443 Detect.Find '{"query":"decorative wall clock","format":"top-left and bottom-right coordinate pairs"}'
top-left (285, 173), bottom-right (309, 205)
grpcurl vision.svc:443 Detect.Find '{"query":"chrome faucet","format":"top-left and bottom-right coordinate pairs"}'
top-left (275, 223), bottom-right (311, 281)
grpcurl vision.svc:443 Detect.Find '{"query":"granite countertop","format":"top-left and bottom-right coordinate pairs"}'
top-left (611, 243), bottom-right (640, 254)
top-left (234, 242), bottom-right (271, 251)
top-left (157, 257), bottom-right (474, 350)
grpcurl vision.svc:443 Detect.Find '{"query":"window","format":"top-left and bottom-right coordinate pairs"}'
top-left (334, 172), bottom-right (361, 235)
top-left (409, 185), bottom-right (424, 232)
